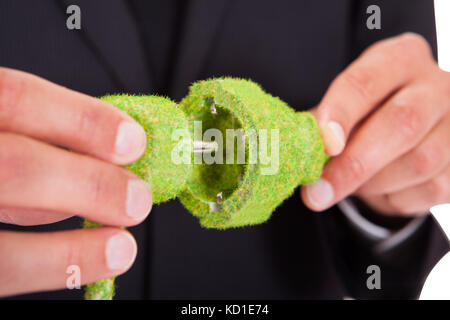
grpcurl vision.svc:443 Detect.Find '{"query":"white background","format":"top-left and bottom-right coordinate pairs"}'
top-left (418, 0), bottom-right (449, 299)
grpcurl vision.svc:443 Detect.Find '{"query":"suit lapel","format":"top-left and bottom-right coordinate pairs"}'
top-left (60, 0), bottom-right (153, 93)
top-left (170, 0), bottom-right (231, 99)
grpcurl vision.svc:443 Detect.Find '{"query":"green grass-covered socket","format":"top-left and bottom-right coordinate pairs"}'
top-left (178, 78), bottom-right (328, 228)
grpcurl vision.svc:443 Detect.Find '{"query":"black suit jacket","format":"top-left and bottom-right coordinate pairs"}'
top-left (0, 0), bottom-right (448, 299)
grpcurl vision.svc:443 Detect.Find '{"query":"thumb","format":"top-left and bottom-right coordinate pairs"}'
top-left (310, 107), bottom-right (346, 156)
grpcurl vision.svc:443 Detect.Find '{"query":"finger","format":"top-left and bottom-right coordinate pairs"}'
top-left (0, 228), bottom-right (136, 297)
top-left (0, 207), bottom-right (72, 226)
top-left (0, 133), bottom-right (152, 227)
top-left (302, 77), bottom-right (447, 211)
top-left (313, 33), bottom-right (434, 155)
top-left (355, 194), bottom-right (398, 216)
top-left (362, 165), bottom-right (450, 216)
top-left (0, 67), bottom-right (146, 165)
top-left (358, 114), bottom-right (450, 195)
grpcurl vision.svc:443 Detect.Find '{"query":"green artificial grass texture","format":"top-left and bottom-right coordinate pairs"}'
top-left (83, 95), bottom-right (190, 300)
top-left (102, 95), bottom-right (190, 203)
top-left (179, 78), bottom-right (328, 228)
top-left (83, 219), bottom-right (115, 300)
top-left (83, 78), bottom-right (328, 299)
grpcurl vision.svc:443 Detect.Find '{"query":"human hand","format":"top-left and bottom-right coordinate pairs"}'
top-left (0, 68), bottom-right (152, 297)
top-left (302, 33), bottom-right (450, 216)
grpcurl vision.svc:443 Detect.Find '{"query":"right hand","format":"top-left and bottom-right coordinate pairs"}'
top-left (0, 67), bottom-right (152, 297)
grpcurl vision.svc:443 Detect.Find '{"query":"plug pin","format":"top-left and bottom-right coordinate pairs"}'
top-left (193, 141), bottom-right (219, 154)
top-left (208, 191), bottom-right (223, 213)
top-left (207, 97), bottom-right (217, 115)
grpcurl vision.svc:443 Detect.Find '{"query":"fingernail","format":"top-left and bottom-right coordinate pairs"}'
top-left (305, 178), bottom-right (334, 210)
top-left (126, 179), bottom-right (152, 220)
top-left (106, 232), bottom-right (137, 271)
top-left (115, 121), bottom-right (146, 158)
top-left (322, 121), bottom-right (346, 156)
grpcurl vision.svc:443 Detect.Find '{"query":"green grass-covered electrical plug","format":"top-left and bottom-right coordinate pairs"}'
top-left (103, 95), bottom-right (191, 202)
top-left (83, 78), bottom-right (328, 299)
top-left (99, 79), bottom-right (327, 229)
top-left (83, 95), bottom-right (191, 300)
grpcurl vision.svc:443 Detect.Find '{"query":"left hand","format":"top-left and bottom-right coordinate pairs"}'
top-left (301, 33), bottom-right (450, 216)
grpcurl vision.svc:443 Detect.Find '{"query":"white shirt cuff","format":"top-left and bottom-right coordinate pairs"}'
top-left (338, 198), bottom-right (427, 253)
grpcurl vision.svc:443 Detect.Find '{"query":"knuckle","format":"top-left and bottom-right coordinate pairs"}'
top-left (0, 69), bottom-right (24, 127)
top-left (385, 194), bottom-right (408, 215)
top-left (386, 194), bottom-right (416, 216)
top-left (410, 145), bottom-right (443, 176)
top-left (436, 69), bottom-right (450, 102)
top-left (342, 153), bottom-right (367, 182)
top-left (340, 67), bottom-right (375, 103)
top-left (0, 233), bottom-right (11, 279)
top-left (0, 209), bottom-right (14, 224)
top-left (426, 177), bottom-right (448, 203)
top-left (74, 106), bottom-right (101, 146)
top-left (372, 33), bottom-right (433, 72)
top-left (395, 33), bottom-right (433, 68)
top-left (0, 135), bottom-right (29, 188)
top-left (64, 240), bottom-right (82, 271)
top-left (86, 169), bottom-right (109, 204)
top-left (390, 94), bottom-right (423, 139)
top-left (397, 33), bottom-right (432, 57)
